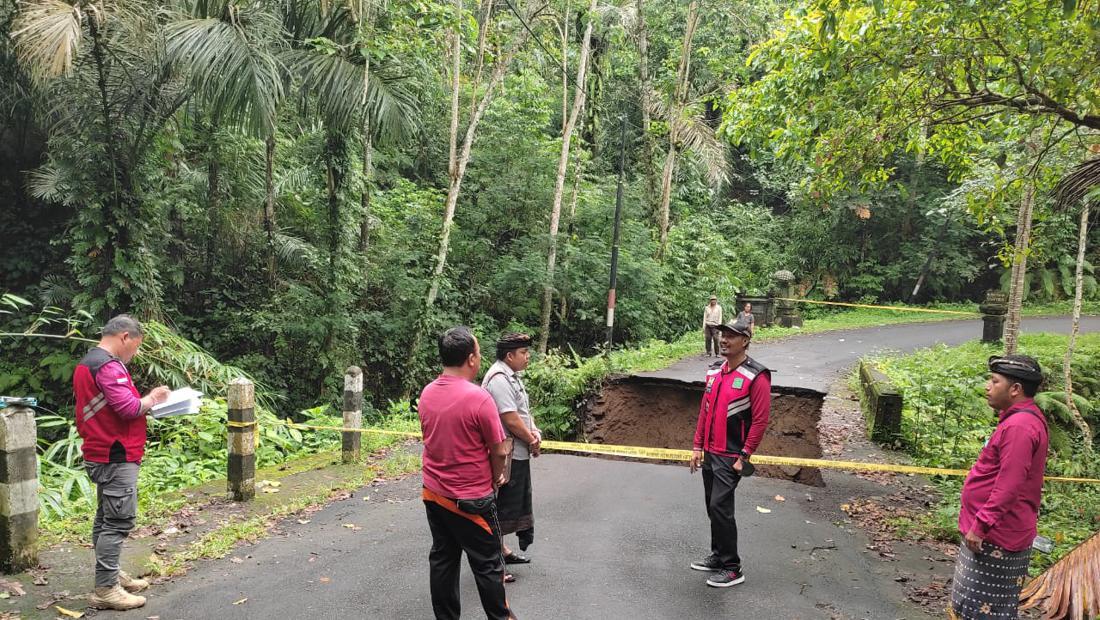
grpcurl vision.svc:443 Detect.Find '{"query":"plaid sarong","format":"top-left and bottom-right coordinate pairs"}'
top-left (950, 541), bottom-right (1031, 619)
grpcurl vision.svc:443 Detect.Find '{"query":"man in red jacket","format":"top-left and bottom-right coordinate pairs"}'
top-left (950, 354), bottom-right (1048, 620)
top-left (73, 315), bottom-right (169, 610)
top-left (688, 316), bottom-right (771, 588)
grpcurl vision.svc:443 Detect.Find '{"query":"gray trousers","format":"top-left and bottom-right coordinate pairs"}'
top-left (704, 325), bottom-right (721, 356)
top-left (85, 461), bottom-right (139, 588)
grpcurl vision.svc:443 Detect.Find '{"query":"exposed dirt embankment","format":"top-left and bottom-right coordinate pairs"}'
top-left (582, 377), bottom-right (825, 486)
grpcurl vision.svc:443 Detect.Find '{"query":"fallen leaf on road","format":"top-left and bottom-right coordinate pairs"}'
top-left (839, 503), bottom-right (851, 512)
top-left (774, 495), bottom-right (786, 502)
top-left (0, 579), bottom-right (25, 597)
top-left (363, 496), bottom-right (371, 501)
top-left (230, 557), bottom-right (244, 564)
top-left (755, 506), bottom-right (772, 514)
top-left (233, 598), bottom-right (248, 605)
top-left (30, 567), bottom-right (49, 586)
top-left (55, 605), bottom-right (84, 618)
top-left (319, 577), bottom-right (331, 584)
top-left (35, 590), bottom-right (70, 610)
top-left (297, 519), bottom-right (311, 525)
top-left (342, 523), bottom-right (361, 531)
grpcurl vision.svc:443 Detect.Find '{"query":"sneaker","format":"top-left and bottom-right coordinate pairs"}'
top-left (90, 584), bottom-right (147, 610)
top-left (706, 569), bottom-right (746, 588)
top-left (690, 555), bottom-right (723, 572)
top-left (119, 570), bottom-right (149, 593)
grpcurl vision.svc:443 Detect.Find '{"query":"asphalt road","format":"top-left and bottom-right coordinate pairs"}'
top-left (636, 316), bottom-right (1100, 392)
top-left (128, 317), bottom-right (1098, 620)
top-left (134, 455), bottom-right (936, 620)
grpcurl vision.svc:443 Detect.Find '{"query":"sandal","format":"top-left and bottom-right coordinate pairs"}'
top-left (503, 552), bottom-right (530, 565)
top-left (504, 573), bottom-right (516, 583)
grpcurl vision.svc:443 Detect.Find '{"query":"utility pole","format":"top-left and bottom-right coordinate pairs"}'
top-left (605, 116), bottom-right (628, 350)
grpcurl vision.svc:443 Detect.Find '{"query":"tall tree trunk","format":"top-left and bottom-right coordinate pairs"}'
top-left (537, 0), bottom-right (597, 354)
top-left (205, 119), bottom-right (220, 272)
top-left (636, 0), bottom-right (657, 217)
top-left (1063, 204), bottom-right (1093, 452)
top-left (358, 53), bottom-right (374, 253)
top-left (424, 5), bottom-right (532, 311)
top-left (656, 0), bottom-right (699, 259)
top-left (263, 134), bottom-right (277, 285)
top-left (426, 0), bottom-right (467, 311)
top-left (1003, 179), bottom-right (1035, 354)
top-left (557, 155), bottom-right (585, 343)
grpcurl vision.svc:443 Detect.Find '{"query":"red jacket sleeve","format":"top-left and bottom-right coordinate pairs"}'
top-left (742, 371), bottom-right (771, 456)
top-left (94, 361), bottom-right (143, 419)
top-left (971, 424), bottom-right (1039, 537)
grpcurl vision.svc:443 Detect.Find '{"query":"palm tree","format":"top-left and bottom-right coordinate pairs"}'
top-left (652, 1), bottom-right (729, 259)
top-left (13, 0), bottom-right (188, 317)
top-left (165, 0), bottom-right (287, 284)
top-left (1051, 156), bottom-right (1100, 453)
top-left (282, 1), bottom-right (417, 271)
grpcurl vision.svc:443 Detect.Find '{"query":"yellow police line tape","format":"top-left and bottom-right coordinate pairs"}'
top-left (771, 298), bottom-right (980, 317)
top-left (227, 419), bottom-right (1100, 485)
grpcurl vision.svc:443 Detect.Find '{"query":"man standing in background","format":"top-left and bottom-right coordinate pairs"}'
top-left (418, 326), bottom-right (516, 620)
top-left (703, 295), bottom-right (723, 357)
top-left (483, 333), bottom-right (540, 580)
top-left (73, 315), bottom-right (170, 610)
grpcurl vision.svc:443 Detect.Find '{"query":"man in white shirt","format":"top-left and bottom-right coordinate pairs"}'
top-left (703, 296), bottom-right (723, 357)
top-left (482, 333), bottom-right (541, 580)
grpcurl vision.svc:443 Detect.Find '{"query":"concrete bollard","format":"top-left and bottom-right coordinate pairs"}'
top-left (980, 289), bottom-right (1008, 344)
top-left (342, 367), bottom-right (363, 464)
top-left (0, 407), bottom-right (38, 572)
top-left (227, 378), bottom-right (256, 501)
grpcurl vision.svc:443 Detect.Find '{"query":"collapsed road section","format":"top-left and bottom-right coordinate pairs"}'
top-left (581, 374), bottom-right (826, 486)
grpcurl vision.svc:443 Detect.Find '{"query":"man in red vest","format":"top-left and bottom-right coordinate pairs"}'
top-left (689, 316), bottom-right (771, 588)
top-left (72, 315), bottom-right (169, 610)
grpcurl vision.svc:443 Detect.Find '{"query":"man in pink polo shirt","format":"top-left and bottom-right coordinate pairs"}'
top-left (418, 326), bottom-right (516, 620)
top-left (950, 354), bottom-right (1048, 620)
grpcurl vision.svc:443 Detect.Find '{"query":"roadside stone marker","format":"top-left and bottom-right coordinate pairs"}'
top-left (227, 378), bottom-right (256, 501)
top-left (342, 367), bottom-right (363, 464)
top-left (0, 406), bottom-right (37, 572)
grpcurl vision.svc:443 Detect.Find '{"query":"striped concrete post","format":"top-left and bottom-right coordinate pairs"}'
top-left (0, 407), bottom-right (38, 572)
top-left (342, 367), bottom-right (363, 464)
top-left (227, 378), bottom-right (256, 501)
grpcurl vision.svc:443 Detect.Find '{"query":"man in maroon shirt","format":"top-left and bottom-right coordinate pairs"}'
top-left (688, 316), bottom-right (771, 588)
top-left (950, 354), bottom-right (1048, 620)
top-left (73, 315), bottom-right (169, 610)
top-left (418, 326), bottom-right (516, 620)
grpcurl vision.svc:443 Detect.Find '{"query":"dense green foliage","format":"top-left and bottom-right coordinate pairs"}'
top-left (2, 0), bottom-right (1100, 561)
top-left (872, 333), bottom-right (1100, 572)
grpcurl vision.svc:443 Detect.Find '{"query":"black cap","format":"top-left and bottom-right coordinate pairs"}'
top-left (716, 316), bottom-right (753, 339)
top-left (988, 355), bottom-right (1043, 384)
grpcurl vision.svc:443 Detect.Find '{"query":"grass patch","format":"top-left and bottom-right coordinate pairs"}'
top-left (39, 413), bottom-right (421, 547)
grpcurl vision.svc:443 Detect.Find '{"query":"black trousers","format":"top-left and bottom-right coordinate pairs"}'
top-left (424, 491), bottom-right (516, 620)
top-left (701, 452), bottom-right (742, 571)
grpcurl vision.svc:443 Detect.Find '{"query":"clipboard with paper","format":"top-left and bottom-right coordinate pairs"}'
top-left (150, 387), bottom-right (203, 419)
